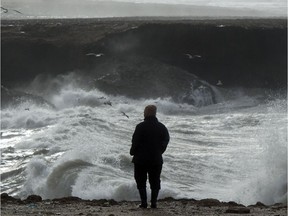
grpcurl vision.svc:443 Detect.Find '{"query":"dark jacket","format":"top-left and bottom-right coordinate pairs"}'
top-left (130, 116), bottom-right (170, 165)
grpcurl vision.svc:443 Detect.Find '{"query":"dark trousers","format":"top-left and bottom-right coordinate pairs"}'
top-left (134, 163), bottom-right (162, 190)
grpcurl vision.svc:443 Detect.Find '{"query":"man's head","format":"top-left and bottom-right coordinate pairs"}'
top-left (144, 105), bottom-right (157, 118)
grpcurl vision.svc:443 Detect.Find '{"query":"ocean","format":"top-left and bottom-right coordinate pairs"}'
top-left (1, 18), bottom-right (287, 206)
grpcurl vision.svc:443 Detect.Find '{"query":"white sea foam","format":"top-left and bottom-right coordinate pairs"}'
top-left (231, 99), bottom-right (287, 205)
top-left (1, 85), bottom-right (286, 205)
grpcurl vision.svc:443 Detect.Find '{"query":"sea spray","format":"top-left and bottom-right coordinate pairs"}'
top-left (231, 98), bottom-right (287, 205)
top-left (1, 84), bottom-right (286, 205)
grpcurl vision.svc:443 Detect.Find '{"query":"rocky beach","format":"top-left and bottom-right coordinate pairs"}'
top-left (1, 193), bottom-right (287, 216)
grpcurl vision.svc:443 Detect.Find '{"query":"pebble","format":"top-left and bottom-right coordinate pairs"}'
top-left (225, 207), bottom-right (250, 214)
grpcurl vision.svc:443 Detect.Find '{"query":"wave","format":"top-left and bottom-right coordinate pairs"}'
top-left (20, 157), bottom-right (93, 199)
top-left (1, 167), bottom-right (25, 181)
top-left (1, 85), bottom-right (55, 110)
top-left (2, 19), bottom-right (286, 88)
top-left (1, 65), bottom-right (218, 109)
top-left (1, 91), bottom-right (286, 205)
top-left (2, 19), bottom-right (286, 109)
top-left (231, 102), bottom-right (287, 204)
top-left (3, 69), bottom-right (284, 112)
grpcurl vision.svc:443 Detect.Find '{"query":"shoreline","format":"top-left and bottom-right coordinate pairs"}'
top-left (1, 193), bottom-right (287, 216)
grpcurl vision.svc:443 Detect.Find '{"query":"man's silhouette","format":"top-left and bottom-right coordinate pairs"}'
top-left (130, 105), bottom-right (170, 208)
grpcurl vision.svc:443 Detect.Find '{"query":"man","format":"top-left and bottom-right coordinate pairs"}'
top-left (130, 105), bottom-right (170, 208)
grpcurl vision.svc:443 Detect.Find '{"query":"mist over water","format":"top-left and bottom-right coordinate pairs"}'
top-left (1, 72), bottom-right (287, 205)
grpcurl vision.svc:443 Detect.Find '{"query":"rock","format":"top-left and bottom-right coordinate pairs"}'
top-left (102, 202), bottom-right (111, 207)
top-left (161, 197), bottom-right (176, 202)
top-left (227, 201), bottom-right (245, 207)
top-left (108, 200), bottom-right (118, 206)
top-left (87, 199), bottom-right (116, 207)
top-left (271, 203), bottom-right (287, 210)
top-left (1, 193), bottom-right (9, 199)
top-left (225, 207), bottom-right (250, 214)
top-left (1, 193), bottom-right (22, 204)
top-left (178, 198), bottom-right (196, 204)
top-left (25, 195), bottom-right (42, 203)
top-left (248, 201), bottom-right (267, 208)
top-left (198, 198), bottom-right (222, 207)
top-left (90, 199), bottom-right (109, 206)
top-left (255, 201), bottom-right (266, 207)
top-left (52, 196), bottom-right (82, 203)
top-left (272, 203), bottom-right (283, 206)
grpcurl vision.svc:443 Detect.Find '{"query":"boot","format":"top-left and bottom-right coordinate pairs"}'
top-left (138, 188), bottom-right (147, 208)
top-left (151, 189), bottom-right (159, 208)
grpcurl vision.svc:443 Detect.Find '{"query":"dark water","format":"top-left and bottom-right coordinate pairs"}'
top-left (1, 19), bottom-right (287, 90)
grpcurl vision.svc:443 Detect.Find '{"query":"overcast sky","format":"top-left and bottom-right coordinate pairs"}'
top-left (110, 0), bottom-right (286, 7)
top-left (1, 0), bottom-right (287, 18)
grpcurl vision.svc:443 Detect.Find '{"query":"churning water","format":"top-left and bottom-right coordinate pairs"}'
top-left (1, 76), bottom-right (287, 205)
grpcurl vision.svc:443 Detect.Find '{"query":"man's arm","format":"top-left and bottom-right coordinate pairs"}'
top-left (130, 125), bottom-right (139, 156)
top-left (161, 126), bottom-right (170, 154)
